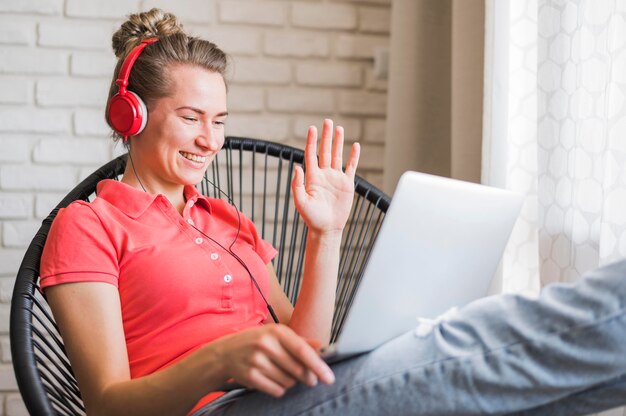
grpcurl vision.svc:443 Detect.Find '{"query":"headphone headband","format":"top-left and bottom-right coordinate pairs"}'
top-left (116, 37), bottom-right (159, 95)
top-left (108, 37), bottom-right (158, 140)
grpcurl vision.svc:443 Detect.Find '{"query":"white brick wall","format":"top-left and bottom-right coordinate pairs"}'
top-left (0, 78), bottom-right (33, 105)
top-left (292, 3), bottom-right (357, 30)
top-left (0, 0), bottom-right (390, 412)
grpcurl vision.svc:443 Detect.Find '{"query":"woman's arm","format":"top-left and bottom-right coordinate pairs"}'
top-left (47, 282), bottom-right (334, 416)
top-left (268, 119), bottom-right (360, 346)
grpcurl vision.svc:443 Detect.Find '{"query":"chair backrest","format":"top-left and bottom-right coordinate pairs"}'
top-left (10, 137), bottom-right (390, 415)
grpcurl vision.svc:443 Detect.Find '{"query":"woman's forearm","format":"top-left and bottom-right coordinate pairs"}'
top-left (94, 344), bottom-right (226, 416)
top-left (288, 230), bottom-right (342, 345)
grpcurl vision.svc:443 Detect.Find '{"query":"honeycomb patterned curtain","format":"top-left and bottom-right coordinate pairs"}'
top-left (483, 0), bottom-right (626, 302)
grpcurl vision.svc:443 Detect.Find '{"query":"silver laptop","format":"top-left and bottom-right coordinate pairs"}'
top-left (322, 171), bottom-right (523, 362)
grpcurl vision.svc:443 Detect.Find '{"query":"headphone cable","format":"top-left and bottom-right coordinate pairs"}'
top-left (127, 150), bottom-right (279, 323)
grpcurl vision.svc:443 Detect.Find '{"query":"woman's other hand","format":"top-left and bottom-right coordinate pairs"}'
top-left (211, 324), bottom-right (335, 397)
top-left (292, 119), bottom-right (360, 234)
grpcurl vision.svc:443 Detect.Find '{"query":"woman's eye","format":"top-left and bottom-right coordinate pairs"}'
top-left (182, 116), bottom-right (197, 122)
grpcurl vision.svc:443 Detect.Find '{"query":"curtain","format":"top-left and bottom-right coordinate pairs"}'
top-left (483, 0), bottom-right (626, 413)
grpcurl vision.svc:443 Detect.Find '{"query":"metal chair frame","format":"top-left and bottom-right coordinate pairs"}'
top-left (10, 137), bottom-right (390, 415)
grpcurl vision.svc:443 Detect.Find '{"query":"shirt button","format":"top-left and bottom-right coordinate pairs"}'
top-left (195, 237), bottom-right (203, 245)
top-left (224, 274), bottom-right (232, 283)
top-left (187, 218), bottom-right (194, 225)
top-left (188, 200), bottom-right (195, 207)
top-left (210, 253), bottom-right (219, 260)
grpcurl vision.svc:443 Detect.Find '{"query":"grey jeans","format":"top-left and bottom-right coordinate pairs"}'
top-left (194, 258), bottom-right (626, 415)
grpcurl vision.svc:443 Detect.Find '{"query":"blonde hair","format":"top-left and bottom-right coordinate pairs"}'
top-left (106, 8), bottom-right (229, 141)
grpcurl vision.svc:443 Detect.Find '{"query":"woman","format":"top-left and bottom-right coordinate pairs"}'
top-left (40, 8), bottom-right (626, 416)
top-left (41, 8), bottom-right (357, 416)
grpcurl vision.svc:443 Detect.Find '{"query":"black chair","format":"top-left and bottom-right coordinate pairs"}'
top-left (10, 137), bottom-right (391, 415)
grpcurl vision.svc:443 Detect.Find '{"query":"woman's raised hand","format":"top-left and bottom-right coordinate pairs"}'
top-left (211, 324), bottom-right (335, 397)
top-left (292, 119), bottom-right (360, 235)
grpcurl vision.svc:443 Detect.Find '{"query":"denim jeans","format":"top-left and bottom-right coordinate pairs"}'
top-left (194, 258), bottom-right (626, 415)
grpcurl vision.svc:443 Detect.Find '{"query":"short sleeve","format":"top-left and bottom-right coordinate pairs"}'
top-left (40, 201), bottom-right (119, 290)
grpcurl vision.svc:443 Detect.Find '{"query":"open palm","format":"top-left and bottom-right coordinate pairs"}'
top-left (291, 119), bottom-right (360, 234)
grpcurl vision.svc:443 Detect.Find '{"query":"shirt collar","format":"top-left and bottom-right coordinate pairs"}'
top-left (96, 180), bottom-right (212, 218)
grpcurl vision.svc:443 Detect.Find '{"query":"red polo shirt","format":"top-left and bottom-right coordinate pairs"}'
top-left (40, 179), bottom-right (277, 413)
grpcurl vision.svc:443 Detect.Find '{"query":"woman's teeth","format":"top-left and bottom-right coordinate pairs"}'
top-left (180, 151), bottom-right (206, 163)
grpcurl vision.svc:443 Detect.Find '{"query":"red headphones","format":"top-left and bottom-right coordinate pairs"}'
top-left (107, 37), bottom-right (159, 140)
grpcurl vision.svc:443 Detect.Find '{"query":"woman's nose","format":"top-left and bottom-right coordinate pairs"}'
top-left (197, 127), bottom-right (223, 152)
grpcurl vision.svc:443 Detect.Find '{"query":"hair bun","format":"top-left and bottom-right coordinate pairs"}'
top-left (112, 8), bottom-right (184, 58)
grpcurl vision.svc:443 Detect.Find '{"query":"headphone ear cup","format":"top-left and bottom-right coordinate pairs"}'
top-left (108, 91), bottom-right (148, 139)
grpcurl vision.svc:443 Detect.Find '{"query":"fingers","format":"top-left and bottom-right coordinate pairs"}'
top-left (318, 119), bottom-right (333, 168)
top-left (248, 352), bottom-right (299, 396)
top-left (274, 326), bottom-right (335, 385)
top-left (306, 119), bottom-right (354, 171)
top-left (291, 165), bottom-right (306, 205)
top-left (245, 367), bottom-right (291, 398)
top-left (225, 325), bottom-right (334, 398)
top-left (331, 126), bottom-right (344, 170)
top-left (344, 142), bottom-right (360, 178)
top-left (305, 126), bottom-right (318, 174)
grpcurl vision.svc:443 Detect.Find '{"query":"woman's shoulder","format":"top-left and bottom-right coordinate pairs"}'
top-left (52, 199), bottom-right (105, 233)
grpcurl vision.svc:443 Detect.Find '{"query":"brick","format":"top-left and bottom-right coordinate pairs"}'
top-left (0, 21), bottom-right (36, 45)
top-left (2, 221), bottom-right (40, 248)
top-left (141, 0), bottom-right (215, 24)
top-left (191, 26), bottom-right (260, 56)
top-left (33, 138), bottom-right (111, 165)
top-left (6, 394), bottom-right (28, 416)
top-left (264, 32), bottom-right (329, 58)
top-left (36, 78), bottom-right (108, 107)
top-left (363, 118), bottom-right (386, 143)
top-left (67, 0), bottom-right (141, 18)
top-left (74, 109), bottom-right (111, 136)
top-left (0, 47), bottom-right (67, 75)
top-left (228, 86), bottom-right (264, 112)
top-left (0, 165), bottom-right (76, 191)
top-left (356, 143), bottom-right (384, 169)
top-left (293, 117), bottom-right (362, 141)
top-left (225, 114), bottom-right (289, 142)
top-left (335, 34), bottom-right (389, 59)
top-left (331, 0), bottom-right (390, 4)
top-left (79, 165), bottom-right (108, 182)
top-left (0, 194), bottom-right (32, 219)
top-left (0, 109), bottom-right (71, 134)
top-left (296, 63), bottom-right (362, 87)
top-left (359, 6), bottom-right (391, 33)
top-left (0, 0), bottom-right (63, 14)
top-left (219, 1), bottom-right (287, 26)
top-left (268, 88), bottom-right (334, 114)
top-left (0, 77), bottom-right (33, 104)
top-left (38, 22), bottom-right (113, 50)
top-left (0, 364), bottom-right (17, 389)
top-left (230, 58), bottom-right (291, 85)
top-left (0, 138), bottom-right (29, 163)
top-left (292, 3), bottom-right (357, 30)
top-left (0, 304), bottom-right (9, 333)
top-left (1, 336), bottom-right (10, 362)
top-left (338, 91), bottom-right (386, 115)
top-left (365, 67), bottom-right (388, 91)
top-left (0, 249), bottom-right (23, 276)
top-left (35, 192), bottom-right (65, 218)
top-left (71, 51), bottom-right (116, 77)
top-left (0, 278), bottom-right (15, 304)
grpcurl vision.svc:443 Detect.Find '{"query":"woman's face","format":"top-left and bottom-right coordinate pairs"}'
top-left (131, 64), bottom-right (228, 192)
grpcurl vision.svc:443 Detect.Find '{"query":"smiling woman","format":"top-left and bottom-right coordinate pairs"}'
top-left (39, 7), bottom-right (360, 416)
top-left (122, 66), bottom-right (228, 212)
